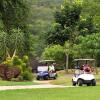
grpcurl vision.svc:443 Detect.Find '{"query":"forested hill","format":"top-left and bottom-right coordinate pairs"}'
top-left (29, 0), bottom-right (63, 34)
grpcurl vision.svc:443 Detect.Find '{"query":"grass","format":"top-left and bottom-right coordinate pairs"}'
top-left (0, 86), bottom-right (100, 100)
top-left (0, 80), bottom-right (35, 86)
top-left (50, 70), bottom-right (73, 85)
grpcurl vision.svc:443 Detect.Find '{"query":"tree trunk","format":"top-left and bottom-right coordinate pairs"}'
top-left (65, 54), bottom-right (69, 73)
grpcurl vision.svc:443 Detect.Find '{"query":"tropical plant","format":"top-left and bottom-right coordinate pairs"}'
top-left (0, 29), bottom-right (24, 60)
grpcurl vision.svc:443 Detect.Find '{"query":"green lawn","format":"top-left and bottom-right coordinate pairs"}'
top-left (0, 86), bottom-right (100, 100)
top-left (0, 80), bottom-right (34, 86)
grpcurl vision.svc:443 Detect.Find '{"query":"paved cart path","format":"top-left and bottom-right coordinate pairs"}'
top-left (0, 80), bottom-right (77, 91)
top-left (0, 84), bottom-right (75, 91)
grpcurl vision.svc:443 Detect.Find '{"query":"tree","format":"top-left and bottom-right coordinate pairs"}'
top-left (64, 42), bottom-right (71, 72)
top-left (78, 16), bottom-right (99, 36)
top-left (73, 33), bottom-right (100, 66)
top-left (0, 0), bottom-right (30, 55)
top-left (46, 0), bottom-right (82, 45)
top-left (46, 23), bottom-right (71, 45)
top-left (0, 0), bottom-right (29, 32)
top-left (42, 45), bottom-right (65, 66)
top-left (46, 0), bottom-right (100, 46)
top-left (42, 42), bottom-right (75, 71)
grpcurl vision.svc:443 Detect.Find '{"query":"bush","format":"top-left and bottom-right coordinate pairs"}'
top-left (0, 64), bottom-right (21, 80)
top-left (21, 63), bottom-right (27, 72)
top-left (12, 56), bottom-right (22, 66)
top-left (1, 55), bottom-right (33, 81)
top-left (22, 71), bottom-right (33, 81)
top-left (3, 57), bottom-right (13, 67)
top-left (23, 55), bottom-right (29, 63)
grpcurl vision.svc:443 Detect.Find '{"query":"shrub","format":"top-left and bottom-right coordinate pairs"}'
top-left (12, 56), bottom-right (22, 66)
top-left (21, 63), bottom-right (27, 72)
top-left (0, 55), bottom-right (33, 81)
top-left (22, 71), bottom-right (33, 81)
top-left (23, 55), bottom-right (29, 63)
top-left (3, 57), bottom-right (13, 67)
top-left (0, 64), bottom-right (21, 80)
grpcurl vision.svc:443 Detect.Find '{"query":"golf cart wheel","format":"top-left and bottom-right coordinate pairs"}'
top-left (44, 76), bottom-right (49, 80)
top-left (87, 83), bottom-right (91, 86)
top-left (78, 79), bottom-right (83, 86)
top-left (53, 77), bottom-right (56, 80)
top-left (91, 79), bottom-right (96, 86)
top-left (72, 82), bottom-right (76, 86)
top-left (36, 76), bottom-right (40, 80)
top-left (72, 80), bottom-right (76, 86)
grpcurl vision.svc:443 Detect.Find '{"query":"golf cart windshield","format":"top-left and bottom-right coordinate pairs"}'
top-left (74, 59), bottom-right (95, 68)
top-left (74, 59), bottom-right (95, 74)
top-left (37, 66), bottom-right (48, 72)
top-left (37, 59), bottom-right (55, 72)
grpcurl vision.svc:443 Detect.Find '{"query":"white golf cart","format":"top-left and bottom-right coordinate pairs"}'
top-left (72, 59), bottom-right (96, 86)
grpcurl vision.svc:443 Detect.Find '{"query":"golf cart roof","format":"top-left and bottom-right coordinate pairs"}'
top-left (74, 59), bottom-right (95, 61)
top-left (39, 60), bottom-right (55, 63)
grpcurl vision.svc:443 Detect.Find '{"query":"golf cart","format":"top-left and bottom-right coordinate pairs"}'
top-left (36, 60), bottom-right (57, 80)
top-left (72, 59), bottom-right (96, 86)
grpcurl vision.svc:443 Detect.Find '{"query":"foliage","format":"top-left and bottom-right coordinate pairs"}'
top-left (1, 55), bottom-right (33, 81)
top-left (0, 0), bottom-right (31, 56)
top-left (46, 23), bottom-right (71, 45)
top-left (28, 0), bottom-right (63, 56)
top-left (0, 0), bottom-right (100, 68)
top-left (22, 71), bottom-right (33, 81)
top-left (55, 1), bottom-right (82, 28)
top-left (0, 29), bottom-right (24, 59)
top-left (29, 34), bottom-right (46, 56)
top-left (45, 0), bottom-right (100, 46)
top-left (23, 55), bottom-right (29, 63)
top-left (0, 64), bottom-right (21, 80)
top-left (46, 1), bottom-right (82, 45)
top-left (78, 33), bottom-right (100, 57)
top-left (42, 45), bottom-right (65, 64)
top-left (78, 16), bottom-right (99, 36)
top-left (12, 56), bottom-right (22, 66)
top-left (0, 0), bottom-right (29, 32)
top-left (72, 32), bottom-right (100, 66)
